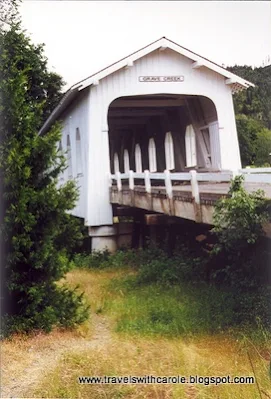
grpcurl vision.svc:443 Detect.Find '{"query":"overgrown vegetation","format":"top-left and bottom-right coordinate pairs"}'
top-left (0, 23), bottom-right (89, 335)
top-left (71, 177), bottom-right (271, 335)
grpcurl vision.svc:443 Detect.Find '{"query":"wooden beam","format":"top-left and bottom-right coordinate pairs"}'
top-left (114, 206), bottom-right (138, 217)
top-left (192, 61), bottom-right (203, 69)
top-left (125, 59), bottom-right (134, 69)
top-left (225, 78), bottom-right (237, 85)
top-left (145, 214), bottom-right (184, 225)
top-left (110, 99), bottom-right (186, 108)
top-left (108, 109), bottom-right (166, 117)
top-left (110, 118), bottom-right (149, 126)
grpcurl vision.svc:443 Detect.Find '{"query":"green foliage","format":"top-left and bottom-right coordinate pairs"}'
top-left (71, 250), bottom-right (111, 269)
top-left (0, 23), bottom-right (64, 131)
top-left (0, 0), bottom-right (19, 27)
top-left (235, 114), bottom-right (271, 166)
top-left (71, 247), bottom-right (168, 270)
top-left (135, 249), bottom-right (205, 286)
top-left (2, 284), bottom-right (90, 336)
top-left (227, 65), bottom-right (271, 164)
top-left (208, 176), bottom-right (270, 329)
top-left (227, 65), bottom-right (271, 167)
top-left (212, 175), bottom-right (268, 253)
top-left (228, 65), bottom-right (271, 129)
top-left (254, 128), bottom-right (271, 166)
top-left (109, 276), bottom-right (270, 336)
top-left (0, 24), bottom-right (89, 335)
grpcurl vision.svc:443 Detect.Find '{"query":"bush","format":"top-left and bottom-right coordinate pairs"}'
top-left (209, 175), bottom-right (269, 288)
top-left (2, 284), bottom-right (89, 336)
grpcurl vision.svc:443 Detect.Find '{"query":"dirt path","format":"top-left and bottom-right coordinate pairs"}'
top-left (1, 314), bottom-right (111, 398)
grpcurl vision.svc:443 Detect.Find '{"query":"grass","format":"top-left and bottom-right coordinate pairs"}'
top-left (30, 267), bottom-right (271, 399)
top-left (34, 336), bottom-right (268, 399)
top-left (107, 277), bottom-right (239, 337)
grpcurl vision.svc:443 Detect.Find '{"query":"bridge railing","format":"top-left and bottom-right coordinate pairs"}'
top-left (239, 167), bottom-right (271, 183)
top-left (110, 169), bottom-right (271, 203)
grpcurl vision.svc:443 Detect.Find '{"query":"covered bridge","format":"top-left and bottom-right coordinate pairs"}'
top-left (40, 36), bottom-right (256, 251)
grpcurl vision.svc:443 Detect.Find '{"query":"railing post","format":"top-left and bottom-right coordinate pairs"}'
top-left (190, 170), bottom-right (200, 204)
top-left (129, 170), bottom-right (134, 190)
top-left (232, 169), bottom-right (242, 181)
top-left (116, 171), bottom-right (122, 192)
top-left (164, 170), bottom-right (173, 199)
top-left (144, 170), bottom-right (151, 193)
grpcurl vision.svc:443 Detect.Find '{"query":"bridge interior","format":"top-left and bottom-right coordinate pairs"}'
top-left (108, 94), bottom-right (219, 175)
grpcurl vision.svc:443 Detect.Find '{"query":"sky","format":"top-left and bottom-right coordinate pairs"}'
top-left (19, 1), bottom-right (271, 91)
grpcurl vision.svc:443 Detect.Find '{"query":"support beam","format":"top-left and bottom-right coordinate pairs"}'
top-left (108, 109), bottom-right (167, 117)
top-left (110, 99), bottom-right (186, 108)
top-left (145, 214), bottom-right (184, 225)
top-left (192, 61), bottom-right (203, 69)
top-left (113, 206), bottom-right (139, 217)
top-left (225, 78), bottom-right (237, 85)
top-left (125, 59), bottom-right (134, 69)
top-left (110, 118), bottom-right (149, 126)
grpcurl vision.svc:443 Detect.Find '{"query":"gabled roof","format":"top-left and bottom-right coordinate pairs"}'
top-left (39, 36), bottom-right (254, 135)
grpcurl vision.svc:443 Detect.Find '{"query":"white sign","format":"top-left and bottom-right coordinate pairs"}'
top-left (139, 76), bottom-right (184, 83)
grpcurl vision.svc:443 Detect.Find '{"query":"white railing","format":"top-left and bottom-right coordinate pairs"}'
top-left (241, 167), bottom-right (271, 174)
top-left (239, 167), bottom-right (271, 183)
top-left (110, 169), bottom-right (271, 203)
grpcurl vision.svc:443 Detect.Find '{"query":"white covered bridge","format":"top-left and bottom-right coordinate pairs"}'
top-left (40, 37), bottom-right (271, 251)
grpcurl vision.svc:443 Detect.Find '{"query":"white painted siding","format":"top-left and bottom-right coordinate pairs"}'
top-left (76, 128), bottom-right (83, 176)
top-left (58, 90), bottom-right (89, 220)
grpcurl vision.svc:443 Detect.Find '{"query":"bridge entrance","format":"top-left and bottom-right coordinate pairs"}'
top-left (108, 94), bottom-right (220, 175)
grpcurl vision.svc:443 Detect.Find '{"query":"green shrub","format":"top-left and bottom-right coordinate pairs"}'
top-left (209, 175), bottom-right (269, 288)
top-left (71, 250), bottom-right (110, 269)
top-left (2, 284), bottom-right (89, 336)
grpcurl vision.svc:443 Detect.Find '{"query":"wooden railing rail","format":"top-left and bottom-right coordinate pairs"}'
top-left (110, 169), bottom-right (271, 202)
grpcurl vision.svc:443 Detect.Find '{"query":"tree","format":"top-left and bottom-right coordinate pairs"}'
top-left (235, 114), bottom-right (259, 166)
top-left (0, 0), bottom-right (19, 27)
top-left (254, 128), bottom-right (271, 166)
top-left (228, 65), bottom-right (271, 129)
top-left (235, 114), bottom-right (271, 167)
top-left (0, 24), bottom-right (89, 335)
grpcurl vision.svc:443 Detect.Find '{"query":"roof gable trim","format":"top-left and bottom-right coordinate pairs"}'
top-left (75, 37), bottom-right (254, 92)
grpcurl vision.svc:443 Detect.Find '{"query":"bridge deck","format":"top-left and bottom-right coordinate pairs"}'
top-left (110, 181), bottom-right (271, 226)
